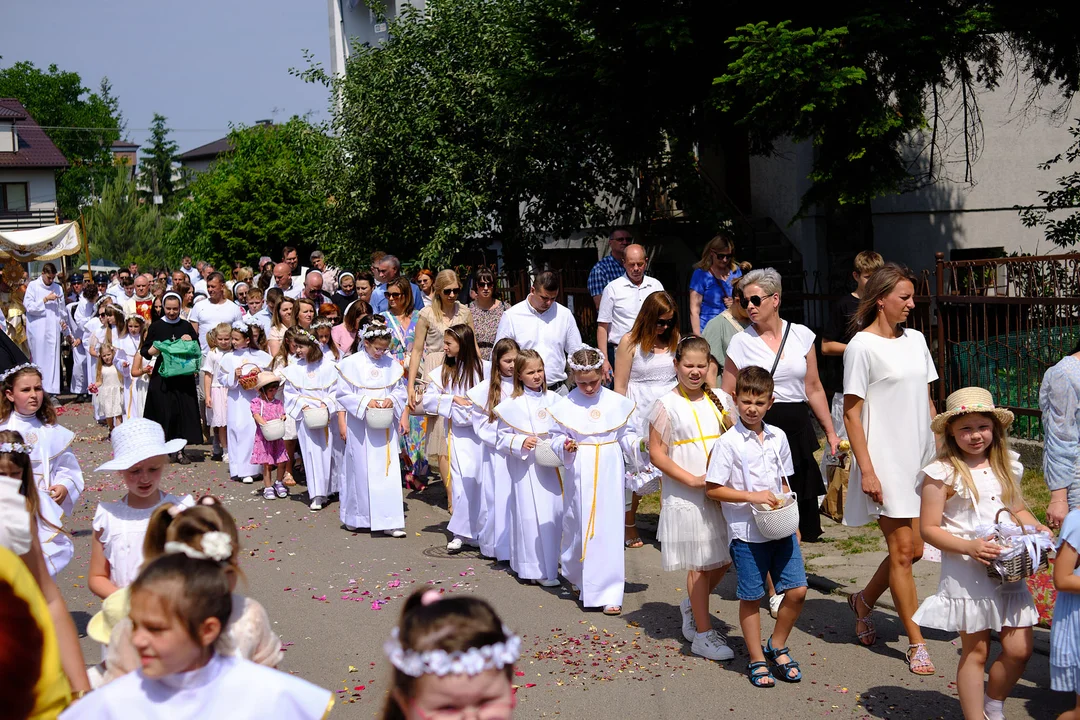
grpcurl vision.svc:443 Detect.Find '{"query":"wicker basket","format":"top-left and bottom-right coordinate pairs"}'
top-left (302, 405), bottom-right (330, 430)
top-left (238, 363), bottom-right (262, 391)
top-left (752, 492), bottom-right (800, 540)
top-left (534, 439), bottom-right (563, 468)
top-left (367, 406), bottom-right (394, 430)
top-left (986, 508), bottom-right (1050, 583)
top-left (261, 418), bottom-right (285, 441)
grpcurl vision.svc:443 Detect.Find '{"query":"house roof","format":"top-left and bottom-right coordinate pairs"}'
top-left (0, 98), bottom-right (69, 169)
top-left (111, 140), bottom-right (140, 150)
top-left (178, 136), bottom-right (233, 162)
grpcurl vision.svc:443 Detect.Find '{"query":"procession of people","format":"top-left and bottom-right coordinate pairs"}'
top-left (1, 236), bottom-right (1077, 720)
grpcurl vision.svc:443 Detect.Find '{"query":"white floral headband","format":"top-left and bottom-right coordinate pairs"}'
top-left (164, 531), bottom-right (233, 563)
top-left (294, 327), bottom-right (318, 343)
top-left (0, 441), bottom-right (33, 454)
top-left (311, 318), bottom-right (333, 330)
top-left (0, 363), bottom-right (39, 383)
top-left (361, 324), bottom-right (392, 340)
top-left (566, 347), bottom-right (603, 372)
top-left (231, 320), bottom-right (249, 332)
top-left (384, 625), bottom-right (521, 678)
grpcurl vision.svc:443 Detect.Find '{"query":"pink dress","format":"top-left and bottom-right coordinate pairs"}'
top-left (249, 396), bottom-right (288, 464)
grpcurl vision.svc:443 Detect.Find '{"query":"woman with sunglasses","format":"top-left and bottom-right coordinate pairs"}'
top-left (468, 268), bottom-right (504, 362)
top-left (613, 291), bottom-right (680, 549)
top-left (689, 233), bottom-right (747, 336)
top-left (414, 268), bottom-right (435, 309)
top-left (720, 267), bottom-right (840, 544)
top-left (407, 270), bottom-right (474, 498)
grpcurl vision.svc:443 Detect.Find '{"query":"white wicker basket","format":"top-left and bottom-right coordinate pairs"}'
top-left (302, 406), bottom-right (330, 430)
top-left (534, 439), bottom-right (563, 468)
top-left (367, 406), bottom-right (394, 430)
top-left (752, 492), bottom-right (800, 540)
top-left (261, 418), bottom-right (285, 442)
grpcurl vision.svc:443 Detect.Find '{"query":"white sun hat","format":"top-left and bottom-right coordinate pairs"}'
top-left (95, 418), bottom-right (188, 472)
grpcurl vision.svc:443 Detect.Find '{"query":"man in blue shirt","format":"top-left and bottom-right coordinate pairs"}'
top-left (588, 228), bottom-right (633, 309)
top-left (370, 254), bottom-right (423, 314)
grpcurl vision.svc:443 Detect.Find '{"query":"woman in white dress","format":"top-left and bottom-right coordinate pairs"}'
top-left (215, 321), bottom-right (271, 484)
top-left (614, 291), bottom-right (678, 548)
top-left (495, 350), bottom-right (563, 586)
top-left (334, 316), bottom-right (408, 535)
top-left (841, 263), bottom-right (939, 672)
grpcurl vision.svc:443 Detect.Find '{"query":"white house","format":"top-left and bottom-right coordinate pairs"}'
top-left (0, 98), bottom-right (66, 233)
top-left (328, 0), bottom-right (425, 77)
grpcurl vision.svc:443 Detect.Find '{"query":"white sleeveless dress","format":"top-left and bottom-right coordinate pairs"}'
top-left (625, 347), bottom-right (677, 436)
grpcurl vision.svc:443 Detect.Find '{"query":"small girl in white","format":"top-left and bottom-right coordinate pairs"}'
top-left (469, 337), bottom-right (518, 561)
top-left (203, 323), bottom-right (231, 462)
top-left (93, 344), bottom-right (125, 433)
top-left (913, 388), bottom-right (1046, 720)
top-left (495, 349), bottom-right (563, 587)
top-left (215, 321), bottom-right (271, 484)
top-left (649, 336), bottom-right (734, 661)
top-left (422, 324), bottom-right (487, 552)
top-left (1052, 506), bottom-right (1080, 720)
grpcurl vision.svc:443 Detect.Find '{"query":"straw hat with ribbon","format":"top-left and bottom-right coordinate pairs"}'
top-left (930, 387), bottom-right (1014, 434)
top-left (253, 371), bottom-right (281, 392)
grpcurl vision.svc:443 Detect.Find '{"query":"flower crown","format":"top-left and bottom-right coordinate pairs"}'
top-left (311, 318), bottom-right (333, 331)
top-left (0, 363), bottom-right (39, 383)
top-left (242, 315), bottom-right (261, 327)
top-left (383, 625), bottom-right (521, 678)
top-left (294, 327), bottom-right (318, 344)
top-left (566, 347), bottom-right (603, 373)
top-left (231, 320), bottom-right (249, 332)
top-left (164, 531), bottom-right (233, 563)
top-left (0, 441), bottom-right (33, 454)
top-left (361, 323), bottom-right (392, 340)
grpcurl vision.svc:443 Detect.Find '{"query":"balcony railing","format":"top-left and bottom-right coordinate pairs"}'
top-left (0, 208), bottom-right (60, 232)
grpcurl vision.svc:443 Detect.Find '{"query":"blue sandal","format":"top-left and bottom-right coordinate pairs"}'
top-left (763, 638), bottom-right (802, 682)
top-left (747, 661), bottom-right (775, 688)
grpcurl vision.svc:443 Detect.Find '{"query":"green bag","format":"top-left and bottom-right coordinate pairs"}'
top-left (153, 338), bottom-right (202, 378)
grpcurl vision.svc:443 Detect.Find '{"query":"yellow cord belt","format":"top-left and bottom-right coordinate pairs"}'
top-left (676, 386), bottom-right (726, 463)
top-left (576, 440), bottom-right (616, 561)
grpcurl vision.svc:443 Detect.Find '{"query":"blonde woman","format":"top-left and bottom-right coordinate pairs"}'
top-left (267, 297), bottom-right (295, 357)
top-left (689, 233), bottom-right (747, 336)
top-left (407, 270), bottom-right (474, 494)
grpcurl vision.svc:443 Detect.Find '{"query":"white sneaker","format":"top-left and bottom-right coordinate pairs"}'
top-left (691, 629), bottom-right (734, 661)
top-left (537, 578), bottom-right (561, 588)
top-left (222, 452), bottom-right (229, 463)
top-left (345, 525), bottom-right (359, 532)
top-left (241, 476), bottom-right (254, 484)
top-left (769, 593), bottom-right (785, 619)
top-left (384, 529), bottom-right (407, 538)
top-left (309, 498), bottom-right (323, 511)
top-left (680, 598), bottom-right (696, 642)
top-left (446, 537), bottom-right (463, 552)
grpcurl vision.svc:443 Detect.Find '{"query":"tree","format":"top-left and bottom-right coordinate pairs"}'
top-left (166, 118), bottom-right (328, 269)
top-left (1018, 119), bottom-right (1080, 248)
top-left (304, 0), bottom-right (631, 270)
top-left (85, 166), bottom-right (170, 270)
top-left (139, 114), bottom-right (181, 210)
top-left (0, 60), bottom-right (122, 217)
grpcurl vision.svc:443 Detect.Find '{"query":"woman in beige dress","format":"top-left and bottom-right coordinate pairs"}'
top-left (407, 270), bottom-right (474, 496)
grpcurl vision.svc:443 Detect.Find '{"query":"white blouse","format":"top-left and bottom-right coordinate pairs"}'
top-left (726, 321), bottom-right (816, 403)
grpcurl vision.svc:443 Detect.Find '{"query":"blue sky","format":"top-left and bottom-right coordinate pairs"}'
top-left (1, 0), bottom-right (331, 154)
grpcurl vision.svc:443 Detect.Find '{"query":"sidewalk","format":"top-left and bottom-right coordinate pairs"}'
top-left (804, 514), bottom-right (1052, 655)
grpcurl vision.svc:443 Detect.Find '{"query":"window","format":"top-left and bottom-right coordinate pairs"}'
top-left (0, 183), bottom-right (29, 212)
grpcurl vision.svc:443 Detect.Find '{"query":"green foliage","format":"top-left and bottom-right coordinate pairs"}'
top-left (0, 60), bottom-right (122, 218)
top-left (166, 118), bottom-right (328, 270)
top-left (307, 0), bottom-right (628, 270)
top-left (139, 114), bottom-right (182, 211)
top-left (1018, 119), bottom-right (1080, 248)
top-left (85, 166), bottom-right (170, 270)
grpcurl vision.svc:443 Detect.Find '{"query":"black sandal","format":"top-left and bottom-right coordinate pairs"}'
top-left (747, 661), bottom-right (774, 688)
top-left (175, 451), bottom-right (191, 465)
top-left (763, 638), bottom-right (802, 682)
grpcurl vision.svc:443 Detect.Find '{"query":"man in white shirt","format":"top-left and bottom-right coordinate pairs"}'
top-left (273, 263), bottom-right (302, 299)
top-left (187, 272), bottom-right (242, 353)
top-left (283, 246), bottom-right (309, 281)
top-left (194, 263), bottom-right (214, 297)
top-left (180, 256), bottom-right (201, 285)
top-left (107, 269), bottom-right (132, 303)
top-left (494, 272), bottom-right (582, 392)
top-left (595, 244), bottom-right (664, 379)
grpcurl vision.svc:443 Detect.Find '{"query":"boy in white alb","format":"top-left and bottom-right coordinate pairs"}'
top-left (706, 366), bottom-right (807, 688)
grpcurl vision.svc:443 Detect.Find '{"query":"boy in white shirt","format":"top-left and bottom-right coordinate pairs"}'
top-left (706, 365), bottom-right (807, 688)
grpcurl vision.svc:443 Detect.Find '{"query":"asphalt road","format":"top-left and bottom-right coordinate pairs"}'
top-left (55, 401), bottom-right (1065, 719)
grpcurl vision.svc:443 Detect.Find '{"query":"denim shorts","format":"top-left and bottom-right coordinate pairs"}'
top-left (730, 536), bottom-right (808, 601)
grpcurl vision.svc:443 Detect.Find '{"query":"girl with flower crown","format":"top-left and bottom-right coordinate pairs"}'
top-left (549, 346), bottom-right (645, 616)
top-left (381, 589), bottom-right (519, 720)
top-left (215, 319), bottom-right (271, 484)
top-left (334, 315), bottom-right (409, 534)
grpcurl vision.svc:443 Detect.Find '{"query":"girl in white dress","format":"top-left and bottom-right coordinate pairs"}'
top-left (913, 388), bottom-right (1044, 720)
top-left (115, 316), bottom-right (148, 420)
top-left (215, 321), bottom-right (271, 484)
top-left (68, 550), bottom-right (332, 717)
top-left (550, 346), bottom-right (644, 616)
top-left (0, 363), bottom-right (84, 576)
top-left (422, 324), bottom-right (486, 552)
top-left (614, 291), bottom-right (679, 549)
top-left (101, 495), bottom-right (288, 685)
top-left (94, 344), bottom-right (125, 431)
top-left (334, 316), bottom-right (408, 535)
top-left (649, 337), bottom-right (735, 661)
top-left (495, 350), bottom-right (563, 586)
top-left (281, 328), bottom-right (342, 512)
top-left (203, 323), bottom-right (231, 461)
top-left (469, 337), bottom-right (518, 561)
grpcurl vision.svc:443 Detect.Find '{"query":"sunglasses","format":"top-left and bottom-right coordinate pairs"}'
top-left (656, 318), bottom-right (674, 328)
top-left (98, 313), bottom-right (107, 317)
top-left (738, 294), bottom-right (772, 308)
top-left (714, 252), bottom-right (733, 259)
top-left (475, 281), bottom-right (493, 289)
top-left (385, 292), bottom-right (403, 299)
top-left (442, 288), bottom-right (460, 296)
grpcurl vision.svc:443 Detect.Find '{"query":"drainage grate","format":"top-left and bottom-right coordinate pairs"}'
top-left (422, 545), bottom-right (483, 559)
